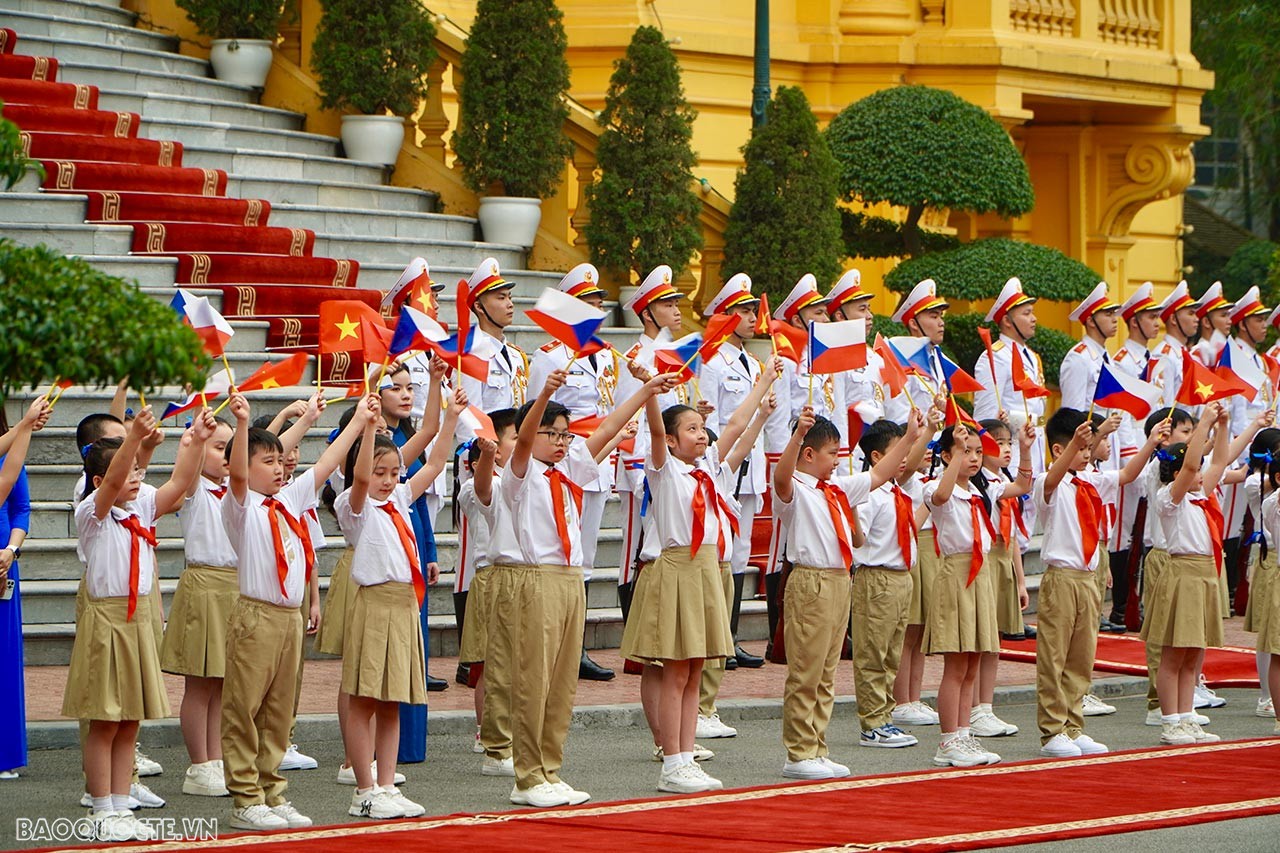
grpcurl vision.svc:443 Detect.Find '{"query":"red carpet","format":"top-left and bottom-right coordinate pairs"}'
top-left (131, 222), bottom-right (313, 256)
top-left (0, 27), bottom-right (17, 53)
top-left (0, 77), bottom-right (96, 109)
top-left (2, 104), bottom-right (140, 137)
top-left (212, 283), bottom-right (379, 318)
top-left (40, 160), bottom-right (227, 195)
top-left (0, 52), bottom-right (57, 80)
top-left (173, 254), bottom-right (358, 287)
top-left (73, 191), bottom-right (271, 226)
top-left (28, 740), bottom-right (1280, 853)
top-left (1000, 631), bottom-right (1261, 688)
top-left (22, 132), bottom-right (182, 166)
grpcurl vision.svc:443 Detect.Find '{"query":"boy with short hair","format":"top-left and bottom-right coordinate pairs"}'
top-left (219, 392), bottom-right (375, 830)
top-left (1035, 407), bottom-right (1165, 757)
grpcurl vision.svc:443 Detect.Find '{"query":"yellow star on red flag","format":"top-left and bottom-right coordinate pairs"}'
top-left (335, 314), bottom-right (359, 341)
top-left (1195, 380), bottom-right (1215, 401)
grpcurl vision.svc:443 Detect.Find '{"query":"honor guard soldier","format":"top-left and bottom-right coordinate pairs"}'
top-left (527, 262), bottom-right (621, 681)
top-left (888, 278), bottom-right (950, 418)
top-left (828, 269), bottom-right (893, 438)
top-left (974, 276), bottom-right (1047, 476)
top-left (1192, 281), bottom-right (1233, 367)
top-left (1152, 281), bottom-right (1198, 407)
top-left (461, 257), bottom-right (529, 413)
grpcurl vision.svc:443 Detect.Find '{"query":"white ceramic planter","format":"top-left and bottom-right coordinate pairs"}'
top-left (340, 114), bottom-right (406, 166)
top-left (477, 196), bottom-right (542, 248)
top-left (209, 39), bottom-right (274, 88)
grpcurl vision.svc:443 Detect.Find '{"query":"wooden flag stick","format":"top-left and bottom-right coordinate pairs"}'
top-left (137, 390), bottom-right (146, 411)
top-left (41, 378), bottom-right (60, 402)
top-left (211, 397), bottom-right (231, 417)
top-left (374, 357), bottom-right (391, 392)
top-left (807, 370), bottom-right (815, 407)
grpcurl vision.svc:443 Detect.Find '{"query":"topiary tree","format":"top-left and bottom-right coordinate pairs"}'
top-left (453, 0), bottom-right (572, 198)
top-left (0, 241), bottom-right (211, 402)
top-left (826, 85), bottom-right (1035, 258)
top-left (1221, 239), bottom-right (1280, 303)
top-left (584, 25), bottom-right (703, 278)
top-left (721, 86), bottom-right (844, 300)
top-left (311, 0), bottom-right (437, 116)
top-left (174, 0), bottom-right (286, 39)
top-left (883, 238), bottom-right (1101, 303)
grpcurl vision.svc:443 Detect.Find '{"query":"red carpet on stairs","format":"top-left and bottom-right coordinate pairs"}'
top-left (23, 132), bottom-right (181, 166)
top-left (0, 52), bottom-right (57, 80)
top-left (130, 222), bottom-right (313, 256)
top-left (213, 283), bottom-right (377, 318)
top-left (75, 191), bottom-right (271, 226)
top-left (39, 160), bottom-right (226, 195)
top-left (0, 27), bottom-right (17, 53)
top-left (0, 77), bottom-right (96, 109)
top-left (27, 740), bottom-right (1280, 853)
top-left (999, 632), bottom-right (1261, 688)
top-left (173, 254), bottom-right (358, 287)
top-left (1, 104), bottom-right (139, 137)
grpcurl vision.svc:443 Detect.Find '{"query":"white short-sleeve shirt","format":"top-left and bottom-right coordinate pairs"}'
top-left (923, 479), bottom-right (1005, 557)
top-left (76, 483), bottom-right (159, 600)
top-left (855, 478), bottom-right (922, 570)
top-left (335, 483), bottom-right (420, 587)
top-left (1154, 483), bottom-right (1217, 558)
top-left (222, 471), bottom-right (319, 607)
top-left (499, 440), bottom-right (599, 566)
top-left (776, 470), bottom-right (872, 569)
top-left (1034, 469), bottom-right (1120, 572)
top-left (181, 478), bottom-right (237, 569)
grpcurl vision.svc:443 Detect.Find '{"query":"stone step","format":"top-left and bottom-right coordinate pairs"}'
top-left (186, 146), bottom-right (388, 185)
top-left (11, 32), bottom-right (207, 78)
top-left (313, 232), bottom-right (525, 270)
top-left (0, 192), bottom-right (87, 224)
top-left (96, 88), bottom-right (304, 132)
top-left (52, 59), bottom-right (258, 106)
top-left (268, 205), bottom-right (473, 241)
top-left (74, 255), bottom-right (180, 289)
top-left (0, 6), bottom-right (173, 58)
top-left (138, 117), bottom-right (342, 160)
top-left (223, 174), bottom-right (432, 213)
top-left (0, 0), bottom-right (137, 29)
top-left (0, 221), bottom-right (133, 255)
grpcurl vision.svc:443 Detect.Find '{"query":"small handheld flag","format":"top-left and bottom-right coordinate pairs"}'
top-left (937, 349), bottom-right (985, 395)
top-left (318, 301), bottom-right (384, 354)
top-left (699, 314), bottom-right (741, 362)
top-left (389, 305), bottom-right (450, 358)
top-left (237, 353), bottom-right (310, 394)
top-left (654, 333), bottom-right (703, 383)
top-left (163, 368), bottom-right (234, 420)
top-left (525, 287), bottom-right (607, 354)
top-left (873, 335), bottom-right (908, 399)
top-left (754, 293), bottom-right (771, 339)
top-left (808, 319), bottom-right (868, 374)
top-left (1177, 347), bottom-right (1251, 406)
top-left (1010, 344), bottom-right (1049, 398)
top-left (1215, 341), bottom-right (1263, 402)
top-left (944, 397), bottom-right (1001, 458)
top-left (458, 405), bottom-right (497, 441)
top-left (769, 320), bottom-right (807, 364)
top-left (171, 291), bottom-right (235, 357)
top-left (1094, 362), bottom-right (1161, 421)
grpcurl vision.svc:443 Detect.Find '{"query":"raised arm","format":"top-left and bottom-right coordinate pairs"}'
top-left (0, 398), bottom-right (49, 506)
top-left (772, 405), bottom-right (816, 505)
top-left (109, 377), bottom-right (129, 421)
top-left (472, 437), bottom-right (498, 507)
top-left (585, 372), bottom-right (676, 459)
top-left (227, 393), bottom-right (252, 503)
top-left (155, 408), bottom-right (216, 516)
top-left (1170, 404), bottom-right (1216, 504)
top-left (644, 391), bottom-right (668, 471)
top-left (408, 387), bottom-right (465, 499)
top-left (898, 403), bottom-right (942, 486)
top-left (511, 370), bottom-right (563, 479)
top-left (346, 416), bottom-right (379, 516)
top-left (94, 406), bottom-right (153, 520)
top-left (1043, 421), bottom-right (1093, 503)
top-left (868, 408), bottom-right (924, 490)
top-left (309, 394), bottom-right (378, 488)
top-left (278, 394), bottom-right (324, 456)
top-left (1119, 419), bottom-right (1169, 487)
top-left (593, 420), bottom-right (637, 466)
top-left (930, 424), bottom-right (970, 507)
top-left (267, 399), bottom-right (310, 437)
top-left (1000, 421), bottom-right (1037, 499)
top-left (723, 390), bottom-right (777, 472)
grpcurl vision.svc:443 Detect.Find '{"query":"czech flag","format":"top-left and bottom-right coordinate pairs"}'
top-left (847, 406), bottom-right (866, 447)
top-left (808, 319), bottom-right (867, 374)
top-left (887, 337), bottom-right (935, 378)
top-left (1215, 342), bottom-right (1263, 403)
top-left (937, 350), bottom-right (985, 394)
top-left (237, 353), bottom-right (310, 394)
top-left (434, 327), bottom-right (492, 383)
top-left (654, 333), bottom-right (703, 383)
top-left (1094, 362), bottom-right (1162, 420)
top-left (390, 304), bottom-right (450, 358)
top-left (163, 367), bottom-right (234, 420)
top-left (526, 287), bottom-right (608, 354)
top-left (171, 291), bottom-right (234, 357)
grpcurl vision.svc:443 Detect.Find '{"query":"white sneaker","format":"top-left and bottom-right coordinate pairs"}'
top-left (915, 700), bottom-right (941, 723)
top-left (481, 755), bottom-right (515, 777)
top-left (79, 792), bottom-right (92, 808)
top-left (891, 702), bottom-right (936, 726)
top-left (229, 803), bottom-right (289, 830)
top-left (270, 801), bottom-right (312, 828)
top-left (695, 713), bottom-right (738, 738)
top-left (349, 787), bottom-right (405, 820)
top-left (1193, 711), bottom-right (1211, 725)
top-left (1072, 733), bottom-right (1109, 755)
top-left (130, 781), bottom-right (165, 808)
top-left (1184, 720), bottom-right (1220, 743)
top-left (279, 744), bottom-right (318, 771)
top-left (1082, 693), bottom-right (1117, 716)
top-left (134, 745), bottom-right (163, 777)
top-left (859, 724), bottom-right (918, 748)
top-left (1257, 697), bottom-right (1275, 718)
top-left (1194, 675), bottom-right (1226, 709)
top-left (693, 743), bottom-right (715, 761)
top-left (338, 761), bottom-right (405, 786)
top-left (183, 762), bottom-right (229, 797)
top-left (962, 736), bottom-right (1001, 764)
top-left (551, 780), bottom-right (592, 805)
top-left (660, 762), bottom-right (718, 793)
top-left (1145, 708), bottom-right (1163, 726)
top-left (686, 762), bottom-right (723, 790)
top-left (386, 786), bottom-right (427, 817)
top-left (1039, 733), bottom-right (1083, 758)
top-left (89, 810), bottom-right (136, 842)
top-left (473, 727), bottom-right (484, 754)
top-left (932, 738), bottom-right (987, 768)
top-left (969, 708), bottom-right (1017, 737)
top-left (1159, 721), bottom-right (1196, 745)
top-left (781, 757), bottom-right (835, 780)
top-left (510, 781), bottom-right (571, 808)
top-left (817, 756), bottom-right (851, 777)
top-left (123, 810), bottom-right (158, 840)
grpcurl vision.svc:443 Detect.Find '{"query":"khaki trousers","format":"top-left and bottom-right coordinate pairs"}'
top-left (1094, 542), bottom-right (1111, 603)
top-left (221, 596), bottom-right (303, 808)
top-left (851, 567), bottom-right (912, 732)
top-left (781, 565), bottom-right (852, 761)
top-left (289, 579), bottom-right (311, 743)
top-left (1143, 548), bottom-right (1168, 710)
top-left (481, 565), bottom-right (518, 760)
top-left (505, 564), bottom-right (585, 791)
top-left (1035, 568), bottom-right (1101, 744)
top-left (698, 562), bottom-right (735, 717)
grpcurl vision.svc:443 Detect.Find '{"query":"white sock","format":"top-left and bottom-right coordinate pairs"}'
top-left (679, 751), bottom-right (695, 765)
top-left (356, 786), bottom-right (375, 796)
top-left (91, 795), bottom-right (112, 814)
top-left (662, 755), bottom-right (681, 772)
top-left (979, 703), bottom-right (992, 713)
top-left (1178, 712), bottom-right (1194, 722)
top-left (957, 726), bottom-right (971, 739)
top-left (111, 794), bottom-right (131, 813)
top-left (941, 730), bottom-right (959, 745)
top-left (1161, 713), bottom-right (1179, 725)
top-left (1259, 652), bottom-right (1272, 702)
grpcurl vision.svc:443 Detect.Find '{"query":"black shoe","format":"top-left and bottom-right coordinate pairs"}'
top-left (733, 645), bottom-right (764, 669)
top-left (579, 651), bottom-right (615, 681)
top-left (724, 654), bottom-right (738, 671)
top-left (426, 673), bottom-right (449, 692)
top-left (455, 662), bottom-right (472, 686)
top-left (1022, 624), bottom-right (1037, 639)
top-left (1000, 631), bottom-right (1027, 642)
top-left (1101, 618), bottom-right (1127, 634)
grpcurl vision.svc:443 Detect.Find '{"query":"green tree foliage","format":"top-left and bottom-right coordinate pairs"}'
top-left (0, 110), bottom-right (34, 190)
top-left (826, 85), bottom-right (1034, 258)
top-left (884, 238), bottom-right (1100, 303)
top-left (0, 241), bottom-right (210, 402)
top-left (721, 86), bottom-right (843, 301)
top-left (584, 26), bottom-right (703, 278)
top-left (453, 0), bottom-right (572, 198)
top-left (1220, 239), bottom-right (1280, 303)
top-left (842, 210), bottom-right (959, 260)
top-left (311, 0), bottom-right (436, 116)
top-left (1193, 1), bottom-right (1280, 240)
top-left (941, 312), bottom-right (1074, 390)
top-left (174, 0), bottom-right (286, 39)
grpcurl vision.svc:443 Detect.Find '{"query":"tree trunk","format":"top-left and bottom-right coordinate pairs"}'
top-left (903, 203), bottom-right (926, 257)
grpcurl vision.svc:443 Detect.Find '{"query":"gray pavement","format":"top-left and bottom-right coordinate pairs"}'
top-left (1, 689), bottom-right (1277, 851)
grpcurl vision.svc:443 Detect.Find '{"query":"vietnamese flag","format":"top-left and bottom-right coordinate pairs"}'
top-left (754, 293), bottom-right (772, 338)
top-left (1010, 343), bottom-right (1050, 399)
top-left (359, 314), bottom-right (393, 366)
top-left (945, 396), bottom-right (1001, 458)
top-left (319, 300), bottom-right (383, 354)
top-left (1177, 348), bottom-right (1251, 407)
top-left (237, 353), bottom-right (310, 394)
top-left (456, 278), bottom-right (471, 350)
top-left (1262, 352), bottom-right (1280, 399)
top-left (873, 335), bottom-right (908, 398)
top-left (699, 313), bottom-right (741, 362)
top-left (769, 320), bottom-right (807, 364)
top-left (570, 414), bottom-right (635, 454)
top-left (978, 326), bottom-right (999, 389)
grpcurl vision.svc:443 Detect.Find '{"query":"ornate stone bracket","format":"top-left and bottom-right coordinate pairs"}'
top-left (1096, 136), bottom-right (1195, 238)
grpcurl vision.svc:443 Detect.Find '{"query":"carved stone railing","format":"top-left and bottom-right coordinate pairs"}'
top-left (1097, 0), bottom-right (1163, 48)
top-left (1009, 0), bottom-right (1078, 37)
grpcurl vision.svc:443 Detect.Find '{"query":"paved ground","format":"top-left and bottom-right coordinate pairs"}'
top-left (2, 689), bottom-right (1277, 851)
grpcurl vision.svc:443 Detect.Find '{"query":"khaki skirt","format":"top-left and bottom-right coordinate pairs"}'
top-left (161, 563), bottom-right (238, 678)
top-left (620, 545), bottom-right (734, 663)
top-left (1244, 552), bottom-right (1277, 633)
top-left (313, 546), bottom-right (354, 657)
top-left (923, 552), bottom-right (999, 655)
top-left (991, 543), bottom-right (1022, 635)
top-left (1254, 554), bottom-right (1280, 654)
top-left (459, 566), bottom-right (510, 665)
top-left (909, 528), bottom-right (940, 626)
top-left (1141, 554), bottom-right (1224, 649)
top-left (340, 581), bottom-right (427, 705)
top-left (62, 594), bottom-right (171, 721)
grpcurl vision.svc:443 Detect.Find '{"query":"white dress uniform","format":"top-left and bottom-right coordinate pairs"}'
top-left (973, 277), bottom-right (1046, 475)
top-left (1223, 287), bottom-right (1274, 538)
top-left (887, 278), bottom-right (951, 419)
top-left (526, 263), bottom-right (622, 579)
top-left (700, 273), bottom-right (767, 577)
top-left (828, 270), bottom-right (894, 443)
top-left (1150, 281), bottom-right (1197, 408)
top-left (1191, 281), bottom-right (1232, 369)
top-left (459, 257), bottom-right (529, 413)
top-left (1110, 282), bottom-right (1160, 551)
top-left (613, 265), bottom-right (688, 584)
top-left (1059, 283), bottom-right (1124, 493)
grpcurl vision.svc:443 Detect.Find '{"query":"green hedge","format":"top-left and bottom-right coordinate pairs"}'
top-left (884, 237), bottom-right (1102, 303)
top-left (1222, 239), bottom-right (1280, 303)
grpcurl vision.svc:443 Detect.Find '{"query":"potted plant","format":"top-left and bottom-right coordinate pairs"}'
top-left (175, 0), bottom-right (287, 88)
top-left (453, 0), bottom-right (573, 247)
top-left (311, 0), bottom-right (438, 167)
